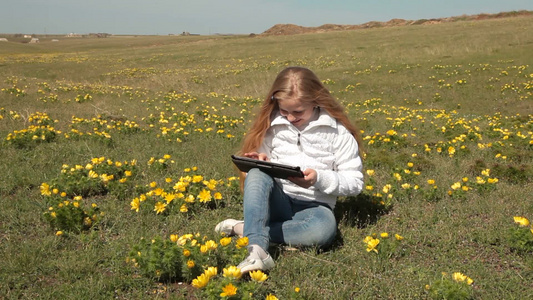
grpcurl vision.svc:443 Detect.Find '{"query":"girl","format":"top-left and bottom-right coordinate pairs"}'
top-left (215, 66), bottom-right (364, 273)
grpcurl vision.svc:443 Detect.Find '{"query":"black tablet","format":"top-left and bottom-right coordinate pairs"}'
top-left (231, 155), bottom-right (304, 179)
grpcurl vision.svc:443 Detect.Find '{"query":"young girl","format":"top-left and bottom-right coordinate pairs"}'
top-left (215, 66), bottom-right (364, 274)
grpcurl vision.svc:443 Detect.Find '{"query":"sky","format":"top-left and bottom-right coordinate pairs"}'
top-left (1, 0), bottom-right (532, 35)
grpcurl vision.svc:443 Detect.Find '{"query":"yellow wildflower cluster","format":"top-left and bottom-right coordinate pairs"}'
top-left (513, 216), bottom-right (533, 236)
top-left (364, 232), bottom-right (404, 254)
top-left (452, 272), bottom-right (474, 285)
top-left (42, 192), bottom-right (101, 233)
top-left (133, 232), bottom-right (275, 299)
top-left (41, 157), bottom-right (138, 205)
top-left (130, 167), bottom-right (224, 215)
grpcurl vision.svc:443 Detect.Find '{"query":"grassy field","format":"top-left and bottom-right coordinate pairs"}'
top-left (1, 15), bottom-right (532, 299)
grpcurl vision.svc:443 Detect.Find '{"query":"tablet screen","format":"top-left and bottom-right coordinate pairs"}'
top-left (231, 155), bottom-right (304, 179)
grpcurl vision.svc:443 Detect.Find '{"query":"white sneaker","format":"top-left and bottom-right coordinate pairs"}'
top-left (237, 248), bottom-right (275, 274)
top-left (214, 219), bottom-right (243, 236)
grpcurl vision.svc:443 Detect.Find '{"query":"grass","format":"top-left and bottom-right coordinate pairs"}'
top-left (1, 15), bottom-right (533, 299)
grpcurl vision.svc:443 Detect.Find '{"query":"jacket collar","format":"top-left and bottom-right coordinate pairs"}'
top-left (270, 108), bottom-right (337, 131)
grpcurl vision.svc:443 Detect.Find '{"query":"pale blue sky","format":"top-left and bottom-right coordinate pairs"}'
top-left (1, 0), bottom-right (532, 35)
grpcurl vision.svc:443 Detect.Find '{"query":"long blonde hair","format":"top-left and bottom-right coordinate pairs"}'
top-left (241, 66), bottom-right (363, 155)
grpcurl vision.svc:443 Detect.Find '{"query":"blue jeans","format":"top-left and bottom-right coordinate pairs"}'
top-left (243, 168), bottom-right (337, 251)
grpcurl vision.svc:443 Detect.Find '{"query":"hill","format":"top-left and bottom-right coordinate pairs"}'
top-left (262, 10), bottom-right (533, 35)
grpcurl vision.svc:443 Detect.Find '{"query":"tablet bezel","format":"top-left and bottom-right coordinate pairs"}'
top-left (231, 155), bottom-right (304, 179)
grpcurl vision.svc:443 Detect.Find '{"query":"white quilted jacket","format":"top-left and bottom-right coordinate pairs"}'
top-left (258, 109), bottom-right (364, 209)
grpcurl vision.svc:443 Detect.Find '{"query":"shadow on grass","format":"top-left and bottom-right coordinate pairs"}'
top-left (330, 194), bottom-right (393, 249)
top-left (335, 194), bottom-right (392, 228)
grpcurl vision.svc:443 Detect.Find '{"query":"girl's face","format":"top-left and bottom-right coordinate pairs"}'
top-left (277, 98), bottom-right (316, 130)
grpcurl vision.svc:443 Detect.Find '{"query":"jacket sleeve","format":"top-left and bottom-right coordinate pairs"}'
top-left (313, 129), bottom-right (364, 196)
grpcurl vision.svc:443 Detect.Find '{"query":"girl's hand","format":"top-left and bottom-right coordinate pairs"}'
top-left (289, 168), bottom-right (317, 188)
top-left (243, 152), bottom-right (269, 161)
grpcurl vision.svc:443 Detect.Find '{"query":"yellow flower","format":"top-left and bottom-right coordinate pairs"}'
top-left (203, 179), bottom-right (217, 190)
top-left (448, 146), bottom-right (456, 155)
top-left (153, 188), bottom-right (164, 196)
top-left (130, 198), bottom-right (140, 212)
top-left (220, 283), bottom-right (237, 297)
top-left (452, 272), bottom-right (474, 285)
top-left (192, 175), bottom-right (203, 183)
top-left (265, 293), bottom-right (279, 300)
top-left (164, 193), bottom-right (176, 204)
top-left (236, 237), bottom-right (249, 249)
top-left (487, 178), bottom-right (498, 184)
top-left (183, 249), bottom-right (191, 257)
top-left (513, 216), bottom-right (530, 227)
top-left (173, 181), bottom-right (188, 192)
top-left (294, 287), bottom-right (300, 293)
top-left (366, 169), bottom-right (375, 176)
top-left (83, 217), bottom-right (92, 227)
top-left (365, 237), bottom-right (380, 253)
top-left (55, 230), bottom-right (63, 236)
top-left (154, 202), bottom-right (167, 214)
top-left (204, 266), bottom-right (218, 279)
top-left (394, 234), bottom-right (404, 241)
top-left (380, 232), bottom-right (389, 238)
top-left (170, 234), bottom-right (178, 243)
top-left (220, 237), bottom-right (232, 246)
top-left (191, 273), bottom-right (209, 289)
top-left (427, 179), bottom-right (435, 185)
top-left (185, 194), bottom-right (195, 203)
top-left (180, 204), bottom-right (188, 212)
top-left (214, 192), bottom-right (223, 200)
top-left (125, 170), bottom-right (132, 177)
top-left (40, 183), bottom-right (51, 196)
top-left (100, 173), bottom-right (114, 183)
top-left (204, 240), bottom-right (218, 251)
top-left (187, 260), bottom-right (195, 269)
top-left (223, 266), bottom-right (242, 279)
top-left (88, 170), bottom-right (98, 179)
top-left (249, 270), bottom-right (268, 282)
top-left (197, 189), bottom-right (212, 203)
top-left (451, 182), bottom-right (461, 190)
top-left (363, 235), bottom-right (373, 243)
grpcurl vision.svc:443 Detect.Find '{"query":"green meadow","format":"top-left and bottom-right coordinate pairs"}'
top-left (1, 15), bottom-right (532, 299)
